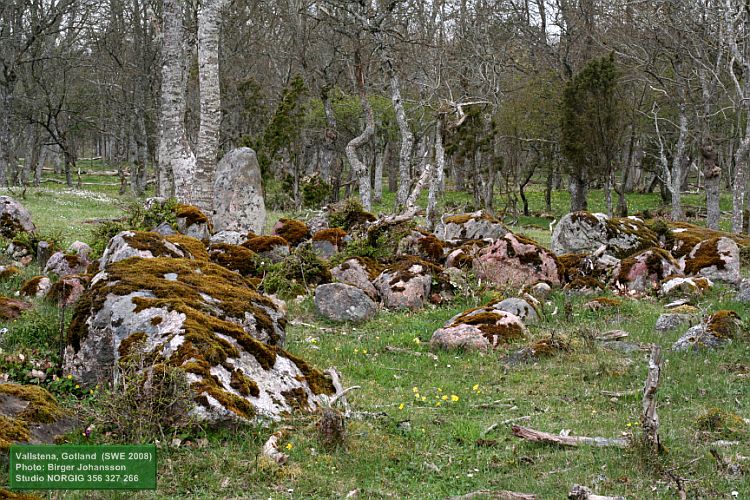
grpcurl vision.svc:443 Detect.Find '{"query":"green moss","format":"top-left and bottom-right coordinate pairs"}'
top-left (706, 310), bottom-right (742, 339)
top-left (417, 234), bottom-right (445, 262)
top-left (151, 316), bottom-right (163, 325)
top-left (208, 243), bottom-right (258, 276)
top-left (176, 204), bottom-right (210, 227)
top-left (683, 237), bottom-right (728, 276)
top-left (229, 369), bottom-right (260, 397)
top-left (0, 296), bottom-right (31, 320)
top-left (443, 212), bottom-right (498, 225)
top-left (328, 199), bottom-right (376, 230)
top-left (383, 256), bottom-right (442, 287)
top-left (19, 276), bottom-right (46, 296)
top-left (338, 256), bottom-right (383, 280)
top-left (243, 236), bottom-right (289, 254)
top-left (0, 414), bottom-right (31, 450)
top-left (48, 277), bottom-right (87, 304)
top-left (664, 222), bottom-right (750, 258)
top-left (0, 384), bottom-right (64, 424)
top-left (166, 234), bottom-right (210, 261)
top-left (274, 218), bottom-right (310, 246)
top-left (118, 332), bottom-right (148, 359)
top-left (284, 351), bottom-right (335, 395)
top-left (451, 311), bottom-right (526, 344)
top-left (312, 228), bottom-right (348, 246)
top-left (0, 265), bottom-right (21, 279)
top-left (122, 231), bottom-right (185, 258)
top-left (192, 380), bottom-right (256, 419)
top-left (0, 487), bottom-right (44, 500)
top-left (0, 212), bottom-right (26, 238)
top-left (281, 387), bottom-right (309, 411)
top-left (671, 305), bottom-right (699, 315)
top-left (617, 247), bottom-right (676, 284)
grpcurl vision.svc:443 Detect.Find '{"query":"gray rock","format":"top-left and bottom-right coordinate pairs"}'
top-left (492, 297), bottom-right (539, 323)
top-left (434, 211), bottom-right (508, 241)
top-left (68, 241), bottom-right (92, 259)
top-left (99, 231), bottom-right (189, 268)
top-left (373, 261), bottom-right (432, 311)
top-left (672, 324), bottom-right (729, 351)
top-left (551, 212), bottom-right (656, 258)
top-left (177, 215), bottom-right (211, 241)
top-left (681, 237), bottom-right (741, 284)
top-left (659, 276), bottom-right (712, 298)
top-left (0, 196), bottom-right (36, 237)
top-left (314, 283), bottom-right (377, 322)
top-left (528, 282), bottom-right (553, 300)
top-left (655, 313), bottom-right (694, 333)
top-left (213, 147), bottom-right (266, 235)
top-left (601, 340), bottom-right (643, 353)
top-left (737, 279), bottom-right (750, 303)
top-left (311, 239), bottom-right (338, 260)
top-left (36, 241), bottom-right (53, 268)
top-left (210, 230), bottom-right (246, 246)
top-left (64, 257), bottom-right (331, 422)
top-left (44, 251), bottom-right (90, 277)
top-left (153, 221), bottom-right (177, 236)
top-left (331, 258), bottom-right (379, 300)
top-left (430, 308), bottom-right (527, 352)
top-left (19, 276), bottom-right (51, 298)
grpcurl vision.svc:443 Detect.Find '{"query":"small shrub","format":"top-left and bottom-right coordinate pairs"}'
top-left (696, 408), bottom-right (747, 438)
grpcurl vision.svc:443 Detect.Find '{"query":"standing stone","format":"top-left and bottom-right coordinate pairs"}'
top-left (314, 283), bottom-right (377, 322)
top-left (36, 241), bottom-right (53, 268)
top-left (213, 148), bottom-right (266, 234)
top-left (0, 196), bottom-right (36, 237)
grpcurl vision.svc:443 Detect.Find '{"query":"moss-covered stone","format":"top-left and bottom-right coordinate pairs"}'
top-left (706, 310), bottom-right (743, 339)
top-left (696, 407), bottom-right (747, 436)
top-left (616, 247), bottom-right (678, 287)
top-left (166, 234), bottom-right (209, 261)
top-left (662, 221), bottom-right (750, 258)
top-left (0, 487), bottom-right (44, 500)
top-left (0, 384), bottom-right (65, 424)
top-left (176, 204), bottom-right (210, 227)
top-left (327, 199), bottom-right (376, 230)
top-left (0, 296), bottom-right (31, 320)
top-left (209, 243), bottom-right (258, 276)
top-left (0, 265), bottom-right (21, 280)
top-left (0, 414), bottom-right (31, 451)
top-left (273, 218), bottom-right (310, 246)
top-left (451, 311), bottom-right (526, 342)
top-left (242, 235), bottom-right (289, 254)
top-left (312, 228), bottom-right (348, 246)
top-left (19, 276), bottom-right (47, 297)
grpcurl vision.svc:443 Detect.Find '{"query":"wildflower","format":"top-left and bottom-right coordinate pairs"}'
top-left (75, 385), bottom-right (80, 389)
top-left (89, 389), bottom-right (94, 395)
top-left (472, 384), bottom-right (479, 391)
top-left (412, 386), bottom-right (419, 393)
top-left (67, 374), bottom-right (73, 380)
top-left (354, 348), bottom-right (359, 354)
top-left (399, 403), bottom-right (405, 410)
top-left (286, 443), bottom-right (293, 450)
top-left (362, 349), bottom-right (368, 355)
top-left (450, 395), bottom-right (459, 402)
top-left (414, 393), bottom-right (420, 399)
top-left (435, 402), bottom-right (442, 407)
top-left (437, 387), bottom-right (442, 392)
top-left (421, 396), bottom-right (426, 402)
top-left (441, 395), bottom-right (448, 401)
top-left (413, 338), bottom-right (420, 344)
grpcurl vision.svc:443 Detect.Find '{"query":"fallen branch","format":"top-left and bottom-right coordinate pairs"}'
top-left (325, 367), bottom-right (360, 415)
top-left (384, 345), bottom-right (438, 360)
top-left (600, 389), bottom-right (639, 398)
top-left (568, 484), bottom-right (625, 500)
top-left (448, 490), bottom-right (537, 500)
top-left (641, 345), bottom-right (663, 452)
top-left (511, 425), bottom-right (628, 448)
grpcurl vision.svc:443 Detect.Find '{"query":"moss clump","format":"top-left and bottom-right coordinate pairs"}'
top-left (0, 296), bottom-right (31, 320)
top-left (0, 414), bottom-right (31, 450)
top-left (176, 204), bottom-right (210, 227)
top-left (284, 351), bottom-right (335, 395)
top-left (443, 212), bottom-right (498, 225)
top-left (312, 228), bottom-right (348, 246)
top-left (682, 237), bottom-right (728, 276)
top-left (417, 234), bottom-right (445, 262)
top-left (382, 256), bottom-right (443, 290)
top-left (122, 231), bottom-right (186, 258)
top-left (47, 278), bottom-right (84, 304)
top-left (706, 310), bottom-right (742, 339)
top-left (0, 487), bottom-right (44, 500)
top-left (696, 407), bottom-right (747, 437)
top-left (209, 243), bottom-right (258, 276)
top-left (118, 332), bottom-right (149, 359)
top-left (243, 235), bottom-right (289, 254)
top-left (274, 218), bottom-right (310, 246)
top-left (282, 387), bottom-right (309, 411)
top-left (261, 244), bottom-right (332, 298)
top-left (19, 276), bottom-right (46, 296)
top-left (230, 369), bottom-right (260, 397)
top-left (670, 305), bottom-right (699, 315)
top-left (0, 265), bottom-right (21, 279)
top-left (528, 334), bottom-right (573, 358)
top-left (192, 380), bottom-right (256, 419)
top-left (327, 199), bottom-right (376, 230)
top-left (663, 221), bottom-right (750, 258)
top-left (451, 310), bottom-right (526, 344)
top-left (0, 384), bottom-right (65, 424)
top-left (166, 234), bottom-right (210, 261)
top-left (569, 211), bottom-right (601, 226)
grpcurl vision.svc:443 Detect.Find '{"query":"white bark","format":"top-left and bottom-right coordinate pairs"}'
top-left (374, 143), bottom-right (387, 203)
top-left (193, 0), bottom-right (227, 213)
top-left (427, 117), bottom-right (445, 230)
top-left (345, 60), bottom-right (375, 211)
top-left (671, 100), bottom-right (688, 220)
top-left (159, 0), bottom-right (195, 201)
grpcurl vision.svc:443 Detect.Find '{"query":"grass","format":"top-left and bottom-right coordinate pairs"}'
top-left (1, 179), bottom-right (749, 498)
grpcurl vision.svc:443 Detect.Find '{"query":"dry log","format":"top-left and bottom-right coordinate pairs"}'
top-left (641, 344), bottom-right (662, 452)
top-left (511, 425), bottom-right (628, 448)
top-left (568, 484), bottom-right (625, 500)
top-left (448, 490), bottom-right (537, 500)
top-left (384, 345), bottom-right (439, 360)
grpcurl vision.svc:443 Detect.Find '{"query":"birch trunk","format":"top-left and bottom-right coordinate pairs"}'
top-left (159, 0), bottom-right (195, 202)
top-left (670, 102), bottom-right (688, 221)
top-left (733, 120), bottom-right (750, 233)
top-left (320, 85), bottom-right (337, 184)
top-left (702, 143), bottom-right (721, 230)
top-left (0, 84), bottom-right (14, 186)
top-left (193, 0), bottom-right (226, 213)
top-left (345, 57), bottom-right (375, 211)
top-left (427, 117), bottom-right (445, 230)
top-left (374, 142), bottom-right (387, 203)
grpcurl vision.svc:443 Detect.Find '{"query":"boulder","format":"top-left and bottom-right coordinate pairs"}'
top-left (615, 248), bottom-right (681, 292)
top-left (331, 257), bottom-right (380, 300)
top-left (473, 233), bottom-right (560, 288)
top-left (659, 276), bottom-right (712, 298)
top-left (242, 236), bottom-right (290, 263)
top-left (19, 276), bottom-right (52, 298)
top-left (526, 282), bottom-right (553, 301)
top-left (0, 196), bottom-right (36, 237)
top-left (36, 240), bottom-right (54, 268)
top-left (434, 211), bottom-right (508, 241)
top-left (491, 297), bottom-right (539, 324)
top-left (0, 296), bottom-right (31, 320)
top-left (99, 231), bottom-right (204, 268)
top-left (44, 251), bottom-right (90, 277)
top-left (397, 231), bottom-right (446, 263)
top-left (681, 237), bottom-right (741, 284)
top-left (0, 383), bottom-right (75, 451)
top-left (153, 221), bottom-right (177, 236)
top-left (208, 243), bottom-right (257, 276)
top-left (67, 241), bottom-right (92, 260)
top-left (213, 147), bottom-right (266, 235)
top-left (176, 204), bottom-right (212, 241)
top-left (311, 228), bottom-right (349, 260)
top-left (0, 265), bottom-right (20, 280)
top-left (373, 257), bottom-right (436, 310)
top-left (6, 240), bottom-right (32, 265)
top-left (672, 310), bottom-right (743, 352)
top-left (737, 278), bottom-right (750, 303)
top-left (47, 275), bottom-right (88, 306)
top-left (272, 218), bottom-right (310, 247)
top-left (63, 257), bottom-right (334, 422)
top-left (655, 313), bottom-right (695, 333)
top-left (430, 306), bottom-right (527, 352)
top-left (551, 212), bottom-right (657, 258)
top-left (658, 221), bottom-right (750, 258)
top-left (314, 283), bottom-right (377, 322)
top-left (210, 230), bottom-right (247, 246)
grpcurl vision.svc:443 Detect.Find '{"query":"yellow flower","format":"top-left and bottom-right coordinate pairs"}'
top-left (412, 386), bottom-right (419, 393)
top-left (441, 395), bottom-right (448, 401)
top-left (421, 396), bottom-right (426, 402)
top-left (414, 393), bottom-right (420, 399)
top-left (354, 348), bottom-right (359, 354)
top-left (472, 384), bottom-right (479, 391)
top-left (413, 338), bottom-right (420, 344)
top-left (67, 375), bottom-right (73, 380)
top-left (435, 402), bottom-right (442, 407)
top-left (89, 389), bottom-right (94, 395)
top-left (362, 349), bottom-right (368, 355)
top-left (75, 385), bottom-right (80, 389)
top-left (399, 403), bottom-right (405, 410)
top-left (437, 387), bottom-right (442, 392)
top-left (285, 443), bottom-right (293, 450)
top-left (450, 395), bottom-right (459, 402)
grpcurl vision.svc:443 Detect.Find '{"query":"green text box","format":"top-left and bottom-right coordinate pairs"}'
top-left (9, 445), bottom-right (156, 490)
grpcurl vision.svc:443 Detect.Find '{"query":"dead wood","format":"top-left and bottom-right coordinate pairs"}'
top-left (447, 490), bottom-right (537, 500)
top-left (641, 344), bottom-right (662, 452)
top-left (568, 484), bottom-right (626, 500)
top-left (511, 425), bottom-right (628, 448)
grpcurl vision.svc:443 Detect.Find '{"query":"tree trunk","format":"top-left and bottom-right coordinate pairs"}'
top-left (374, 142), bottom-right (388, 203)
top-left (159, 0), bottom-right (195, 202)
top-left (0, 81), bottom-right (15, 187)
top-left (733, 130), bottom-right (750, 234)
top-left (193, 0), bottom-right (226, 213)
top-left (320, 85), bottom-right (337, 184)
top-left (545, 165), bottom-right (554, 212)
top-left (670, 101), bottom-right (688, 220)
top-left (569, 174), bottom-right (588, 212)
top-left (427, 117), bottom-right (445, 230)
top-left (345, 54), bottom-right (375, 211)
top-left (702, 142), bottom-right (721, 230)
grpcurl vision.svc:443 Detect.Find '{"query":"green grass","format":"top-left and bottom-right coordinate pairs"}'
top-left (1, 182), bottom-right (749, 498)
